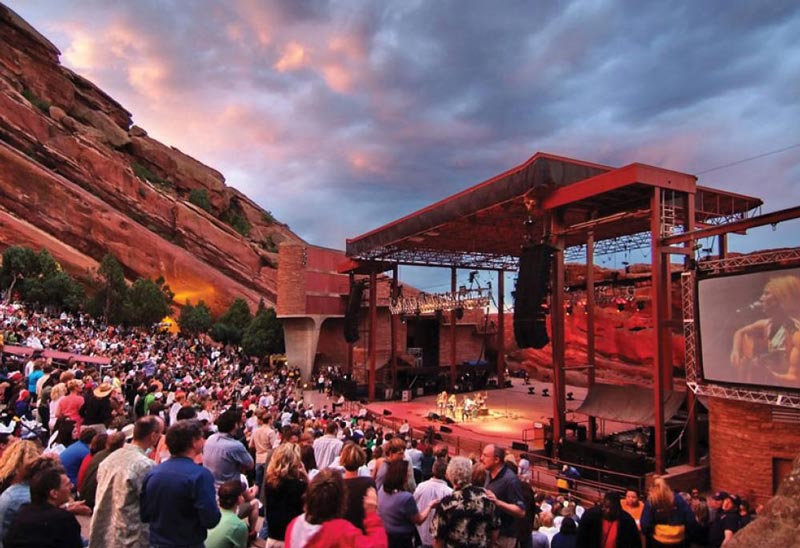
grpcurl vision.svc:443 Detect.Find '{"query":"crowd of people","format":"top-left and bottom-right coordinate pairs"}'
top-left (0, 303), bottom-right (762, 547)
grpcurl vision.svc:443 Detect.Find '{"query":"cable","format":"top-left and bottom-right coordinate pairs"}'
top-left (696, 143), bottom-right (800, 175)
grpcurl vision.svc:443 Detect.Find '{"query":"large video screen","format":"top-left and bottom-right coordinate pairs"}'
top-left (698, 266), bottom-right (800, 390)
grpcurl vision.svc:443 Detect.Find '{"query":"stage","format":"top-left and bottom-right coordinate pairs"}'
top-left (360, 377), bottom-right (629, 450)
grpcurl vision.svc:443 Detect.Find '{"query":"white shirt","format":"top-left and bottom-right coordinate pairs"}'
top-left (313, 435), bottom-right (343, 470)
top-left (413, 478), bottom-right (452, 546)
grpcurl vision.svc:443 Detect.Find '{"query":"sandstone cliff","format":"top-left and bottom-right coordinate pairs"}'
top-left (0, 4), bottom-right (303, 314)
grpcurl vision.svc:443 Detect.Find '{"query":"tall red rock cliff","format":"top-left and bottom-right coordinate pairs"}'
top-left (0, 5), bottom-right (303, 314)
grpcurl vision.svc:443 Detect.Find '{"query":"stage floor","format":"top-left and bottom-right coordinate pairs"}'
top-left (360, 378), bottom-right (624, 449)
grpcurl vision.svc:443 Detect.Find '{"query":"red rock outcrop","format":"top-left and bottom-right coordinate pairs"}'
top-left (0, 5), bottom-right (303, 314)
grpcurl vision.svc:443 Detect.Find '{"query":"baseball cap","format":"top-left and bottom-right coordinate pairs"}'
top-left (712, 491), bottom-right (729, 501)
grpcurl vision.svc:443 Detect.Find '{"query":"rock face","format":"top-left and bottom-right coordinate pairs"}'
top-left (0, 5), bottom-right (303, 314)
top-left (727, 453), bottom-right (800, 547)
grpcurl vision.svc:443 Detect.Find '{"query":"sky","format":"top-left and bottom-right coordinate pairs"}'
top-left (5, 0), bottom-right (800, 294)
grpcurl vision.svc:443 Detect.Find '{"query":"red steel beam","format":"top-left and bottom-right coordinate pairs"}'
top-left (586, 232), bottom-right (597, 441)
top-left (450, 267), bottom-right (457, 390)
top-left (650, 189), bottom-right (666, 474)
top-left (663, 205), bottom-right (800, 246)
top-left (497, 271), bottom-right (505, 389)
top-left (368, 272), bottom-right (377, 402)
top-left (543, 163), bottom-right (696, 210)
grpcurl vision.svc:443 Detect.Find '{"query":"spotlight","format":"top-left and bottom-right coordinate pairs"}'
top-left (617, 303), bottom-right (625, 312)
top-left (636, 301), bottom-right (645, 311)
top-left (541, 388), bottom-right (550, 397)
top-left (566, 392), bottom-right (574, 401)
top-left (566, 305), bottom-right (573, 316)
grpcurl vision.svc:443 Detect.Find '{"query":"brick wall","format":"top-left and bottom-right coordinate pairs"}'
top-left (708, 396), bottom-right (800, 504)
top-left (277, 243), bottom-right (306, 315)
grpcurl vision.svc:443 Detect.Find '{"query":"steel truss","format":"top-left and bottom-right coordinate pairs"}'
top-left (682, 253), bottom-right (800, 410)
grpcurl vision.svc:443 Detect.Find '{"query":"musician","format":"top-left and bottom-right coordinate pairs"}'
top-left (447, 394), bottom-right (457, 419)
top-left (436, 391), bottom-right (448, 415)
top-left (461, 396), bottom-right (475, 422)
top-left (730, 275), bottom-right (800, 384)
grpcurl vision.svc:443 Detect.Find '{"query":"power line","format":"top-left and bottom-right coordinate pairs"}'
top-left (696, 143), bottom-right (800, 175)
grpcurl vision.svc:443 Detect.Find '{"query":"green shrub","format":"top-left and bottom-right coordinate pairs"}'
top-left (188, 188), bottom-right (213, 212)
top-left (131, 161), bottom-right (173, 191)
top-left (22, 88), bottom-right (50, 113)
top-left (262, 210), bottom-right (276, 224)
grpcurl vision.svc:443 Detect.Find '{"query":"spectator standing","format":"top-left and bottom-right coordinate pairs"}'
top-left (576, 492), bottom-right (641, 548)
top-left (550, 516), bottom-right (578, 548)
top-left (431, 455), bottom-right (500, 548)
top-left (58, 428), bottom-right (96, 487)
top-left (341, 442), bottom-right (376, 533)
top-left (261, 442), bottom-right (308, 546)
top-left (377, 459), bottom-right (437, 548)
top-left (313, 421), bottom-right (343, 471)
top-left (640, 477), bottom-right (695, 548)
top-left (140, 420), bottom-right (221, 548)
top-left (250, 408), bottom-right (279, 493)
top-left (78, 431), bottom-right (126, 508)
top-left (413, 458), bottom-right (452, 548)
top-left (89, 416), bottom-right (164, 548)
top-left (481, 444), bottom-right (526, 548)
top-left (707, 492), bottom-right (740, 548)
top-left (285, 468), bottom-right (388, 547)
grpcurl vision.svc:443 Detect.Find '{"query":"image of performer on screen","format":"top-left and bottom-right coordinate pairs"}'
top-left (730, 275), bottom-right (800, 384)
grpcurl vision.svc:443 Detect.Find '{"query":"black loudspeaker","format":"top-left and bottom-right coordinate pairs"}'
top-left (512, 441), bottom-right (529, 451)
top-left (577, 425), bottom-right (587, 442)
top-left (514, 244), bottom-right (555, 349)
top-left (440, 425), bottom-right (453, 434)
top-left (434, 433), bottom-right (443, 440)
top-left (427, 412), bottom-right (440, 421)
top-left (382, 409), bottom-right (392, 416)
top-left (444, 417), bottom-right (456, 424)
top-left (344, 280), bottom-right (365, 343)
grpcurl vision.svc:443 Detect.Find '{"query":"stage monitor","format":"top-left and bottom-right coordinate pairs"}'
top-left (697, 266), bottom-right (800, 390)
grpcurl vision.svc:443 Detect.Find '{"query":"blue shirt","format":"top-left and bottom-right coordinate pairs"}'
top-left (202, 433), bottom-right (253, 485)
top-left (140, 456), bottom-right (221, 548)
top-left (59, 440), bottom-right (90, 485)
top-left (0, 483), bottom-right (30, 548)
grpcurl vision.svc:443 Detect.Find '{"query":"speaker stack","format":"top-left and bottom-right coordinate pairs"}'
top-left (514, 244), bottom-right (555, 349)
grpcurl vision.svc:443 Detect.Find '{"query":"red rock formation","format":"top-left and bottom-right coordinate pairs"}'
top-left (0, 5), bottom-right (303, 314)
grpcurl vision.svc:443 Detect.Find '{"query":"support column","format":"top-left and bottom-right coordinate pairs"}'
top-left (450, 267), bottom-right (458, 389)
top-left (685, 192), bottom-right (698, 466)
top-left (497, 271), bottom-right (506, 387)
top-left (551, 214), bottom-right (566, 455)
top-left (391, 265), bottom-right (399, 388)
top-left (651, 188), bottom-right (666, 474)
top-left (368, 271), bottom-right (378, 402)
top-left (586, 232), bottom-right (597, 441)
top-left (347, 272), bottom-right (355, 375)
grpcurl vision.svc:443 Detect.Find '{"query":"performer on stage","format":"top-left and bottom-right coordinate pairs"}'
top-left (447, 394), bottom-right (457, 419)
top-left (436, 391), bottom-right (448, 416)
top-left (462, 396), bottom-right (475, 422)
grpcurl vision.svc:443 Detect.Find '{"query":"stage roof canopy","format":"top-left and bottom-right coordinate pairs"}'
top-left (345, 152), bottom-right (762, 270)
top-left (575, 383), bottom-right (686, 426)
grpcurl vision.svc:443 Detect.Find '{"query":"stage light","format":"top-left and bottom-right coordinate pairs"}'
top-left (617, 303), bottom-right (625, 312)
top-left (566, 392), bottom-right (574, 401)
top-left (566, 305), bottom-right (573, 315)
top-left (541, 388), bottom-right (550, 397)
top-left (636, 301), bottom-right (645, 311)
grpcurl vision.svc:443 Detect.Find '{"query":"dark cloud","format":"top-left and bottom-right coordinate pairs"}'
top-left (5, 0), bottom-right (800, 252)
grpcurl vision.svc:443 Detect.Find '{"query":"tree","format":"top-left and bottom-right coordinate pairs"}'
top-left (178, 301), bottom-right (213, 335)
top-left (211, 298), bottom-right (252, 346)
top-left (242, 301), bottom-right (284, 357)
top-left (123, 277), bottom-right (174, 327)
top-left (87, 254), bottom-right (128, 323)
top-left (0, 246), bottom-right (83, 310)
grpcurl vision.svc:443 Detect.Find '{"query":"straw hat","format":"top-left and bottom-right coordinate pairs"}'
top-left (94, 382), bottom-right (114, 398)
